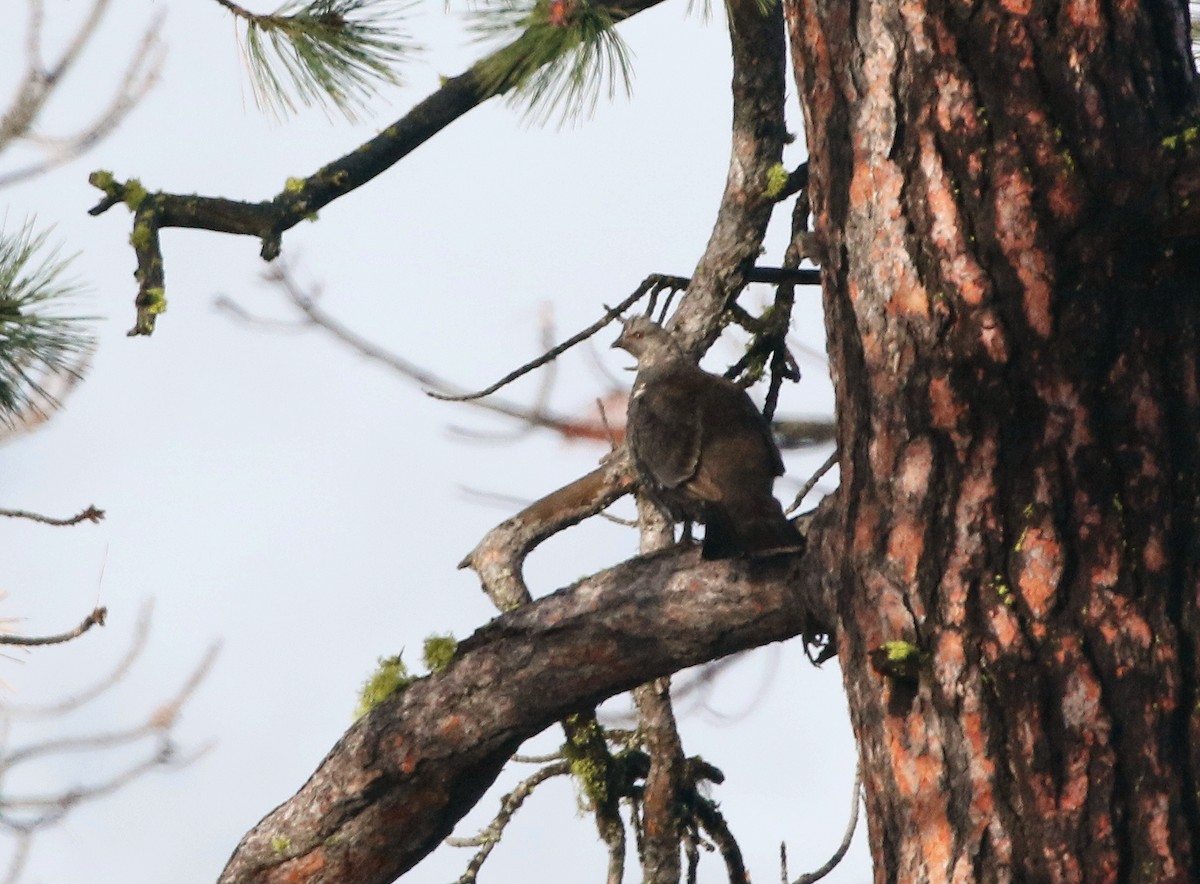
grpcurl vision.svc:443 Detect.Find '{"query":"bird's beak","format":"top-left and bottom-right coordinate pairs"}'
top-left (611, 331), bottom-right (625, 351)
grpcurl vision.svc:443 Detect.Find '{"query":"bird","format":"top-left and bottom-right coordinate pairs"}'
top-left (612, 315), bottom-right (804, 559)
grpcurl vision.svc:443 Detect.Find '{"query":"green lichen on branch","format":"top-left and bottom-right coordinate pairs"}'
top-left (422, 634), bottom-right (457, 673)
top-left (764, 162), bottom-right (789, 200)
top-left (560, 713), bottom-right (611, 807)
top-left (354, 654), bottom-right (414, 719)
top-left (869, 640), bottom-right (925, 682)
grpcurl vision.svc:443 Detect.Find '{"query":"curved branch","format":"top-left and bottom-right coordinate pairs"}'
top-left (459, 451), bottom-right (636, 610)
top-left (0, 606), bottom-right (105, 647)
top-left (218, 536), bottom-right (833, 884)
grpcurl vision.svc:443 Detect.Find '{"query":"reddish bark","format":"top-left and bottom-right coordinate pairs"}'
top-left (785, 0), bottom-right (1200, 878)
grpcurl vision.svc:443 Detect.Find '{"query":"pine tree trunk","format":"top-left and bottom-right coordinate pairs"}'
top-left (784, 0), bottom-right (1200, 878)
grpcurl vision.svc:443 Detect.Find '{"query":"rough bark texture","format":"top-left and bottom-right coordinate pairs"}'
top-left (785, 0), bottom-right (1200, 879)
top-left (217, 545), bottom-right (830, 884)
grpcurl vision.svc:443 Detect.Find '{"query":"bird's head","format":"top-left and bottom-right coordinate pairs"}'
top-left (611, 316), bottom-right (681, 367)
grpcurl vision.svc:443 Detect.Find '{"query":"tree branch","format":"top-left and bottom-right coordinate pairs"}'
top-left (0, 504), bottom-right (103, 527)
top-left (0, 607), bottom-right (105, 647)
top-left (87, 0), bottom-right (670, 336)
top-left (218, 534), bottom-right (835, 884)
top-left (668, 0), bottom-right (790, 354)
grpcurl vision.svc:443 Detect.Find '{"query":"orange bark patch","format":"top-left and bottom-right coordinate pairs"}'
top-left (889, 282), bottom-right (930, 317)
top-left (439, 714), bottom-right (466, 738)
top-left (854, 504), bottom-right (881, 555)
top-left (992, 165), bottom-right (1053, 337)
top-left (1064, 0), bottom-right (1102, 28)
top-left (888, 515), bottom-right (925, 583)
top-left (934, 630), bottom-right (966, 688)
top-left (1144, 533), bottom-right (1167, 573)
top-left (929, 374), bottom-right (963, 432)
top-left (275, 850), bottom-right (328, 881)
top-left (1015, 523), bottom-right (1062, 618)
top-left (988, 604), bottom-right (1021, 651)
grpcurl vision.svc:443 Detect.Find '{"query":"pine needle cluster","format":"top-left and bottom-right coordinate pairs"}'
top-left (0, 223), bottom-right (93, 429)
top-left (225, 0), bottom-right (417, 121)
top-left (471, 0), bottom-right (634, 127)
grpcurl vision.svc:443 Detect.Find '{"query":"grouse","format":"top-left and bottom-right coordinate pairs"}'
top-left (612, 316), bottom-right (803, 559)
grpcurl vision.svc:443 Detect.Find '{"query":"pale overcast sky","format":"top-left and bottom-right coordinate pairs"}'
top-left (1, 1), bottom-right (866, 881)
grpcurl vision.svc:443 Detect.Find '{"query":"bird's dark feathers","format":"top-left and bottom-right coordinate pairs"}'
top-left (613, 316), bottom-right (802, 559)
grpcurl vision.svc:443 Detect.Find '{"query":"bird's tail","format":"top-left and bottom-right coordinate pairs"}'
top-left (701, 506), bottom-right (804, 560)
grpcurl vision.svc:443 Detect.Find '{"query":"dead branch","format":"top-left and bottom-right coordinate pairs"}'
top-left (429, 274), bottom-right (687, 403)
top-left (0, 617), bottom-right (219, 876)
top-left (632, 677), bottom-right (687, 883)
top-left (460, 451), bottom-right (636, 611)
top-left (0, 505), bottom-right (103, 527)
top-left (792, 762), bottom-right (862, 884)
top-left (3, 601), bottom-right (153, 719)
top-left (218, 540), bottom-right (830, 884)
top-left (448, 760), bottom-right (571, 882)
top-left (219, 266), bottom-right (631, 445)
top-left (787, 450), bottom-right (839, 515)
top-left (0, 0), bottom-right (162, 188)
top-left (0, 606), bottom-right (105, 647)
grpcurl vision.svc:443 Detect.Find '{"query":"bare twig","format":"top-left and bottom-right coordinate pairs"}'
top-left (428, 275), bottom-right (686, 403)
top-left (0, 0), bottom-right (163, 187)
top-left (0, 505), bottom-right (104, 527)
top-left (0, 614), bottom-right (219, 876)
top-left (448, 760), bottom-right (571, 882)
top-left (511, 751), bottom-right (563, 764)
top-left (693, 795), bottom-right (749, 883)
top-left (3, 602), bottom-right (153, 719)
top-left (220, 267), bottom-right (626, 445)
top-left (791, 761), bottom-right (862, 884)
top-left (0, 607), bottom-right (105, 647)
top-left (786, 450), bottom-right (839, 515)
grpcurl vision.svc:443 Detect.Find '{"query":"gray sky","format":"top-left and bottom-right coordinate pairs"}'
top-left (1, 0), bottom-right (866, 880)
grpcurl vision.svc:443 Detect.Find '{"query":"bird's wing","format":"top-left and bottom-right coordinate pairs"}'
top-left (694, 373), bottom-right (785, 474)
top-left (628, 368), bottom-right (704, 489)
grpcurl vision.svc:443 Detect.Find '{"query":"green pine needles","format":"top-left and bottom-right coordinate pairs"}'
top-left (224, 0), bottom-right (416, 121)
top-left (471, 0), bottom-right (634, 126)
top-left (0, 223), bottom-right (93, 429)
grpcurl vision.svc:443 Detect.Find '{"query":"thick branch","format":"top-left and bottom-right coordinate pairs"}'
top-left (218, 537), bottom-right (834, 884)
top-left (669, 0), bottom-right (789, 353)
